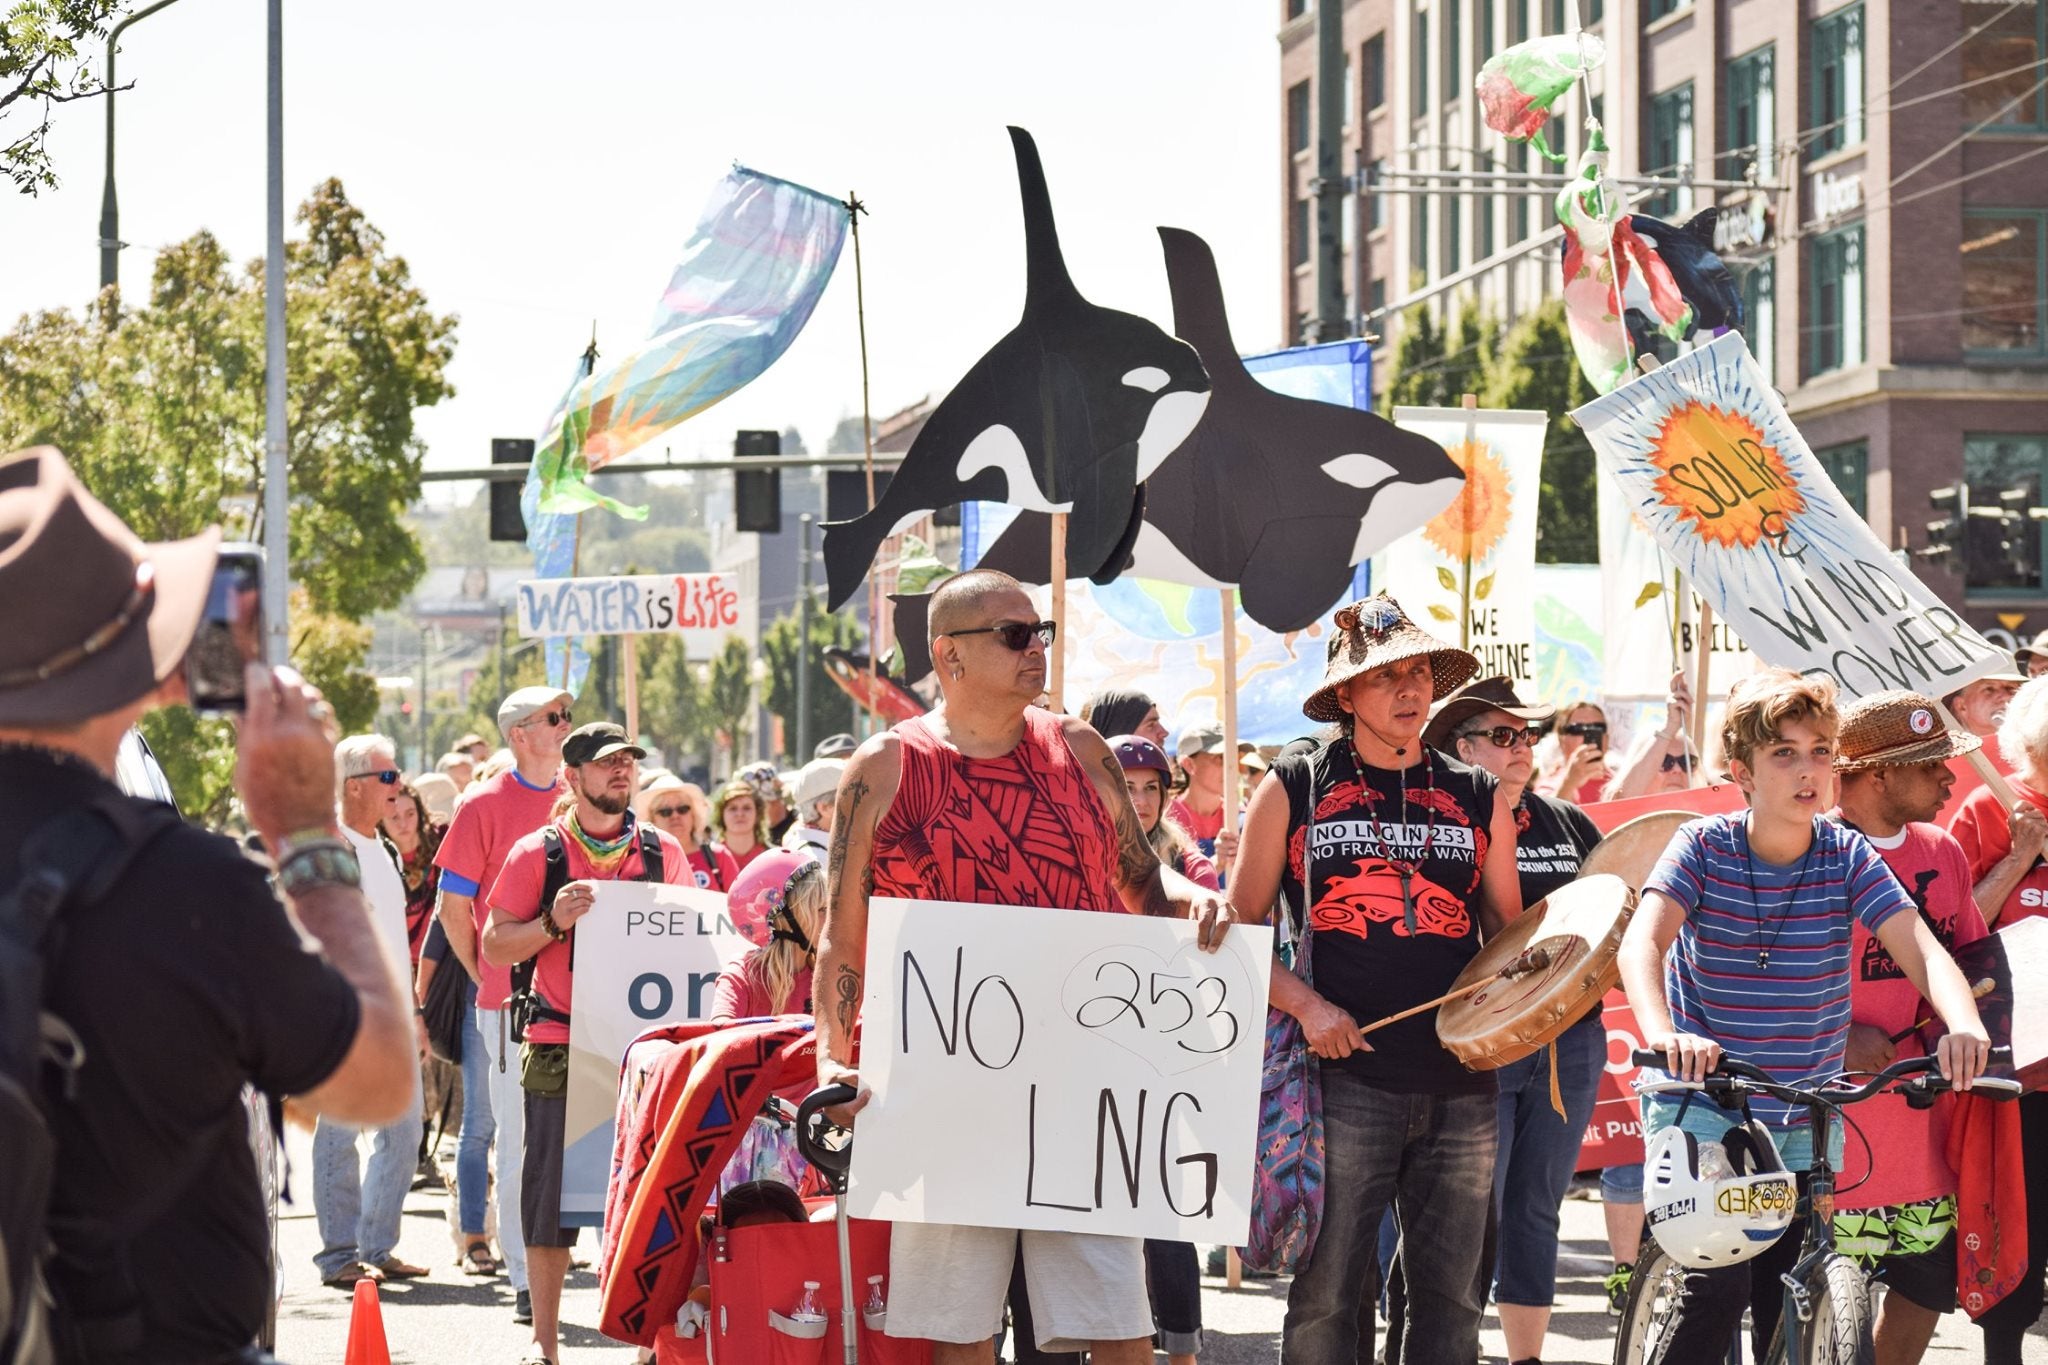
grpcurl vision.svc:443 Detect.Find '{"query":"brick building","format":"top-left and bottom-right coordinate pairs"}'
top-left (1278, 0), bottom-right (2048, 642)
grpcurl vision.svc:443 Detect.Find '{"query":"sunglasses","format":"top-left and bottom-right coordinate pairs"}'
top-left (349, 768), bottom-right (401, 785)
top-left (520, 708), bottom-right (573, 729)
top-left (1458, 725), bottom-right (1537, 750)
top-left (651, 804), bottom-right (692, 820)
top-left (1661, 752), bottom-right (1697, 773)
top-left (941, 620), bottom-right (1057, 651)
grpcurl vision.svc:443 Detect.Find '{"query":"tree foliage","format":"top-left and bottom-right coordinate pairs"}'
top-left (1, 0), bottom-right (123, 194)
top-left (758, 596), bottom-right (861, 763)
top-left (705, 635), bottom-right (754, 774)
top-left (0, 178), bottom-right (457, 814)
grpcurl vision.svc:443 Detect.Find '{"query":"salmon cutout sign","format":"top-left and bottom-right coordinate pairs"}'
top-left (1574, 332), bottom-right (2008, 701)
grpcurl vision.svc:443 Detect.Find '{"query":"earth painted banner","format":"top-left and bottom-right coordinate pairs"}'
top-left (1378, 408), bottom-right (1548, 685)
top-left (561, 882), bottom-right (749, 1224)
top-left (847, 899), bottom-right (1272, 1243)
top-left (515, 572), bottom-right (746, 656)
top-left (1574, 332), bottom-right (2008, 700)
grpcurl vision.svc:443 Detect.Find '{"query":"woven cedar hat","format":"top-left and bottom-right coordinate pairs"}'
top-left (1833, 689), bottom-right (1982, 772)
top-left (1303, 593), bottom-right (1479, 724)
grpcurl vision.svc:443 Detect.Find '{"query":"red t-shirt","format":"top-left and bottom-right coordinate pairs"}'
top-left (434, 767), bottom-right (565, 1009)
top-left (685, 843), bottom-right (742, 893)
top-left (1949, 777), bottom-right (2048, 926)
top-left (1937, 747), bottom-right (2013, 829)
top-left (728, 841), bottom-right (770, 874)
top-left (1168, 796), bottom-right (1225, 843)
top-left (710, 953), bottom-right (814, 1021)
top-left (486, 820), bottom-right (688, 1043)
top-left (1834, 819), bottom-right (1988, 1209)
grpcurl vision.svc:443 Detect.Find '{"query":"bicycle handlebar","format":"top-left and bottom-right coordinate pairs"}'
top-left (1629, 1046), bottom-right (2021, 1104)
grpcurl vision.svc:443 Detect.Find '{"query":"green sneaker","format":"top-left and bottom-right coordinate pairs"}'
top-left (1604, 1262), bottom-right (1632, 1316)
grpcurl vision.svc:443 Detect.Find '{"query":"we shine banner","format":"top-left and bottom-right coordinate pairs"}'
top-left (1375, 407), bottom-right (1549, 685)
top-left (1574, 333), bottom-right (2007, 700)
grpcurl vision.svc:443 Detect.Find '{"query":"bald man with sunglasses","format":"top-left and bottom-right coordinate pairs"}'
top-left (812, 568), bottom-right (1236, 1365)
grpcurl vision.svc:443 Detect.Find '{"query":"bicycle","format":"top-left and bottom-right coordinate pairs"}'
top-left (1611, 1045), bottom-right (2021, 1365)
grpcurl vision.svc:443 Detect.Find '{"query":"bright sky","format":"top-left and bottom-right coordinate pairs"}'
top-left (2, 2), bottom-right (1283, 493)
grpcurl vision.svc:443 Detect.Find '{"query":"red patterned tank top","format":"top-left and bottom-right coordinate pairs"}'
top-left (872, 707), bottom-right (1123, 912)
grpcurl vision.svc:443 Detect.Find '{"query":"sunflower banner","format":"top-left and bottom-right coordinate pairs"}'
top-left (1595, 472), bottom-right (1757, 704)
top-left (1376, 407), bottom-right (1549, 684)
top-left (1575, 332), bottom-right (2009, 700)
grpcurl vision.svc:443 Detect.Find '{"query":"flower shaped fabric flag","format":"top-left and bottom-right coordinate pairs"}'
top-left (1475, 32), bottom-right (1605, 163)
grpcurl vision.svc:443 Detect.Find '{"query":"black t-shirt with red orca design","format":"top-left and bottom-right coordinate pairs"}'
top-left (1275, 741), bottom-right (1499, 1094)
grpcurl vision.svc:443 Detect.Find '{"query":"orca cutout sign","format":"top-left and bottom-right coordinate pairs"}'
top-left (820, 127), bottom-right (1210, 608)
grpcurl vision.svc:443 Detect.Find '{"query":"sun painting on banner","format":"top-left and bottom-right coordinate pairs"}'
top-left (1423, 439), bottom-right (1515, 563)
top-left (1645, 401), bottom-right (1806, 551)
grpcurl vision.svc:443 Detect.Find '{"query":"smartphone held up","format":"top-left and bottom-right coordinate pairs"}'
top-left (185, 544), bottom-right (264, 716)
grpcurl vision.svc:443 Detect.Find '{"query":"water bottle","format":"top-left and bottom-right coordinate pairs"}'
top-left (863, 1275), bottom-right (886, 1315)
top-left (793, 1280), bottom-right (826, 1324)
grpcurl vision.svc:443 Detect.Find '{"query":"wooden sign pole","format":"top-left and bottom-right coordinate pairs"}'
top-left (1690, 598), bottom-right (1712, 761)
top-left (622, 633), bottom-right (640, 744)
top-left (1048, 512), bottom-right (1068, 711)
top-left (1219, 587), bottom-right (1241, 876)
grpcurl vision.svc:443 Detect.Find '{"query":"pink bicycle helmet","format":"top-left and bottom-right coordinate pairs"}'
top-left (1108, 734), bottom-right (1172, 778)
top-left (726, 847), bottom-right (822, 949)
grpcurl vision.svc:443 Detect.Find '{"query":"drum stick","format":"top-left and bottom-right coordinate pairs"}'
top-left (1358, 945), bottom-right (1554, 1037)
top-left (1888, 977), bottom-right (1995, 1044)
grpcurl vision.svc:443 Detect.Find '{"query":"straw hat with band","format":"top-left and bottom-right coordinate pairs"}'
top-left (1422, 675), bottom-right (1558, 753)
top-left (1833, 689), bottom-right (1982, 772)
top-left (1303, 593), bottom-right (1479, 724)
top-left (0, 447), bottom-right (220, 727)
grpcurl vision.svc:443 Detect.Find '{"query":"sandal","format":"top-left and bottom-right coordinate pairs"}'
top-left (461, 1240), bottom-right (500, 1276)
top-left (367, 1256), bottom-right (429, 1280)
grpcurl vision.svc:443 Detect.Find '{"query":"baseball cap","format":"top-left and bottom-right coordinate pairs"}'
top-left (497, 685), bottom-right (573, 735)
top-left (1176, 723), bottom-right (1226, 759)
top-left (813, 732), bottom-right (858, 759)
top-left (793, 757), bottom-right (847, 812)
top-left (562, 721), bottom-right (646, 767)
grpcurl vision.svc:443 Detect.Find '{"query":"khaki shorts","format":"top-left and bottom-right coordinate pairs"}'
top-left (884, 1223), bottom-right (1150, 1352)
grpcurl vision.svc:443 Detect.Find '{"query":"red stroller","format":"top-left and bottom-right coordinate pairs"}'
top-left (598, 1017), bottom-right (931, 1364)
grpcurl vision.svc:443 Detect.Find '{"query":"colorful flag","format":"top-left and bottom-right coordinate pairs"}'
top-left (1575, 333), bottom-right (2008, 700)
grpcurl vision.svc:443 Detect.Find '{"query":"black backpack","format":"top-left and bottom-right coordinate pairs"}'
top-left (1, 793), bottom-right (180, 1365)
top-left (507, 824), bottom-right (665, 1043)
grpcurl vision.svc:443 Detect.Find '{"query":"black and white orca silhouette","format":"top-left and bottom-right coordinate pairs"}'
top-left (972, 228), bottom-right (1466, 634)
top-left (820, 127), bottom-right (1211, 609)
top-left (1625, 205), bottom-right (1743, 342)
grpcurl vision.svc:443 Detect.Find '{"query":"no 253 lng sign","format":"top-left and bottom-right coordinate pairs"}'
top-left (847, 900), bottom-right (1272, 1243)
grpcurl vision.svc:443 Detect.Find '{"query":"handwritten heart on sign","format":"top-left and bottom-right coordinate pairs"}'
top-left (1058, 940), bottom-right (1253, 1078)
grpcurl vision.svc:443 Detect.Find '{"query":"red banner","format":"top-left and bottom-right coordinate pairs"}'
top-left (1578, 991), bottom-right (1648, 1171)
top-left (1580, 781), bottom-right (1746, 835)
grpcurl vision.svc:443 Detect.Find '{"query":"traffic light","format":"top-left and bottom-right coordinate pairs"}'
top-left (1919, 482), bottom-right (1967, 561)
top-left (735, 429), bottom-right (781, 533)
top-left (489, 437), bottom-right (534, 541)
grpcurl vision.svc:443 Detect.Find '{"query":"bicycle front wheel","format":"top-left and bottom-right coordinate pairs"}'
top-left (1765, 1253), bottom-right (1874, 1365)
top-left (1613, 1240), bottom-right (1689, 1364)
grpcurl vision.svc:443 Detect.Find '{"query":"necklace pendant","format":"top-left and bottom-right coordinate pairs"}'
top-left (1399, 866), bottom-right (1418, 935)
top-left (1757, 949), bottom-right (1770, 968)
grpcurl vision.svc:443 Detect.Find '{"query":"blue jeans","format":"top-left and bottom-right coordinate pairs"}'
top-left (455, 978), bottom-right (494, 1237)
top-left (1280, 1069), bottom-right (1497, 1365)
top-left (1490, 1015), bottom-right (1605, 1307)
top-left (312, 1075), bottom-right (424, 1278)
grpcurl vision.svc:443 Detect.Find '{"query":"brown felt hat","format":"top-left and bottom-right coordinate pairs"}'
top-left (0, 447), bottom-right (219, 726)
top-left (1422, 675), bottom-right (1558, 752)
top-left (1834, 689), bottom-right (1982, 772)
top-left (1303, 593), bottom-right (1478, 724)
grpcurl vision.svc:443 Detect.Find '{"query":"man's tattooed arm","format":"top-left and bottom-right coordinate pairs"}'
top-left (814, 742), bottom-right (897, 1089)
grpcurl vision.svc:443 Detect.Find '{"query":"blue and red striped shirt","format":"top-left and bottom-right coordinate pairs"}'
top-left (1643, 813), bottom-right (1913, 1136)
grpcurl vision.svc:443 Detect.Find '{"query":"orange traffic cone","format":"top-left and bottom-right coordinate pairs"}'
top-left (344, 1276), bottom-right (392, 1365)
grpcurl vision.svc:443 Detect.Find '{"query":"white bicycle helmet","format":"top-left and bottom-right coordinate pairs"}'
top-left (1644, 1117), bottom-right (1796, 1267)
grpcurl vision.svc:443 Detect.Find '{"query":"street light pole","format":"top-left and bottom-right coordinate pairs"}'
top-left (98, 0), bottom-right (185, 296)
top-left (796, 514), bottom-right (813, 762)
top-left (262, 0), bottom-right (291, 665)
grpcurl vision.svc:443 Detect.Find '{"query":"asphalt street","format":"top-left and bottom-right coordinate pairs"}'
top-left (273, 1127), bottom-right (2046, 1363)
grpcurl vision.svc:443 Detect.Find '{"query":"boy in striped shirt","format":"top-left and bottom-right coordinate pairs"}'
top-left (1619, 668), bottom-right (1992, 1364)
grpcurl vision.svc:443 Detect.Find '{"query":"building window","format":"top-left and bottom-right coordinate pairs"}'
top-left (1288, 80), bottom-right (1312, 155)
top-left (1811, 5), bottom-right (1864, 157)
top-left (1368, 279), bottom-right (1387, 316)
top-left (1962, 0), bottom-right (2046, 129)
top-left (1646, 0), bottom-right (1682, 22)
top-left (1741, 260), bottom-right (1776, 385)
top-left (1364, 35), bottom-right (1386, 111)
top-left (1480, 0), bottom-right (1496, 62)
top-left (1342, 58), bottom-right (1354, 130)
top-left (1291, 197), bottom-right (1311, 268)
top-left (1548, 0), bottom-right (1567, 31)
top-left (1287, 0), bottom-right (1308, 18)
top-left (1366, 159), bottom-right (1387, 230)
top-left (1342, 188), bottom-right (1358, 265)
top-left (1444, 1), bottom-right (1462, 102)
top-left (1510, 140), bottom-right (1530, 242)
top-left (1645, 84), bottom-right (1694, 218)
top-left (1479, 176), bottom-right (1496, 259)
top-left (1808, 223), bottom-right (1865, 376)
top-left (1413, 196), bottom-right (1430, 279)
top-left (1413, 11), bottom-right (1430, 116)
top-left (1963, 211), bottom-right (2047, 356)
top-left (1587, 0), bottom-right (1604, 22)
top-left (1513, 0), bottom-right (1529, 42)
top-left (1813, 440), bottom-right (1868, 520)
top-left (1725, 45), bottom-right (1775, 180)
top-left (1964, 436), bottom-right (2048, 592)
top-left (1446, 192), bottom-right (1463, 273)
